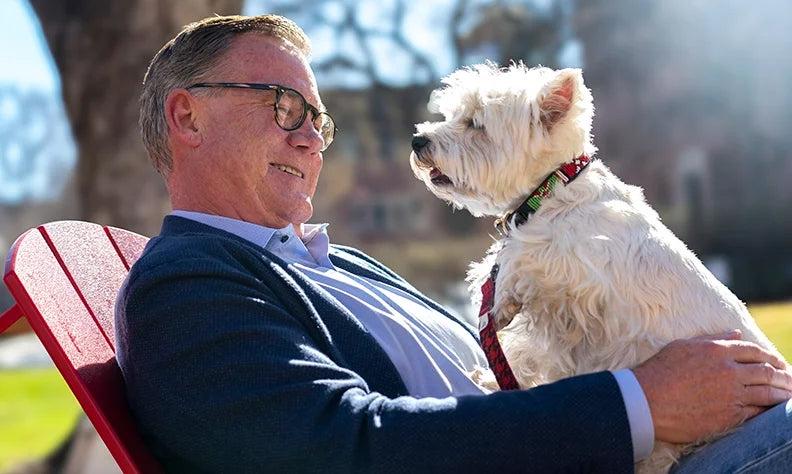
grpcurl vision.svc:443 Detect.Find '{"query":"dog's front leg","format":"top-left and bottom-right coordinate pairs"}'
top-left (492, 291), bottom-right (523, 332)
top-left (499, 315), bottom-right (551, 389)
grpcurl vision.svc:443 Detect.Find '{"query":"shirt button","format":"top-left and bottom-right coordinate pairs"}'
top-left (280, 235), bottom-right (289, 243)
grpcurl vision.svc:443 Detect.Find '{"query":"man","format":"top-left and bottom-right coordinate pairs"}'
top-left (116, 14), bottom-right (792, 473)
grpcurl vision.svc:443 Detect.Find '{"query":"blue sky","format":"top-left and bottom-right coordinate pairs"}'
top-left (0, 0), bottom-right (57, 92)
top-left (0, 0), bottom-right (72, 204)
top-left (0, 0), bottom-right (491, 95)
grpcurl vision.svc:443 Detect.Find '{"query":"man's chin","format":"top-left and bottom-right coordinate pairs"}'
top-left (289, 200), bottom-right (313, 232)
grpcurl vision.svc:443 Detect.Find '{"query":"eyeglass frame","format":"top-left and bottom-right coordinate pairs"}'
top-left (185, 82), bottom-right (337, 151)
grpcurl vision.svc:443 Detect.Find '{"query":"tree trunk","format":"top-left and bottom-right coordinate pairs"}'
top-left (30, 0), bottom-right (244, 236)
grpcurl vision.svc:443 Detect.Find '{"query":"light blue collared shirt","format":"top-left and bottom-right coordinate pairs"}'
top-left (170, 210), bottom-right (654, 461)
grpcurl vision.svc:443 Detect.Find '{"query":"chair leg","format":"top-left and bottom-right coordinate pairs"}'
top-left (0, 303), bottom-right (23, 334)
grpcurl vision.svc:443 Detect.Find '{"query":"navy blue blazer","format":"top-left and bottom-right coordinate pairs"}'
top-left (115, 216), bottom-right (634, 473)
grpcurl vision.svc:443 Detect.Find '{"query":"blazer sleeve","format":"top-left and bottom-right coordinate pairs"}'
top-left (116, 251), bottom-right (634, 474)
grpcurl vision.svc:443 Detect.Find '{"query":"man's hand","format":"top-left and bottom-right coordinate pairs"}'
top-left (632, 330), bottom-right (792, 444)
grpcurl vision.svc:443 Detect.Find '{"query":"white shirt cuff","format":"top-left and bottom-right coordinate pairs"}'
top-left (611, 368), bottom-right (655, 462)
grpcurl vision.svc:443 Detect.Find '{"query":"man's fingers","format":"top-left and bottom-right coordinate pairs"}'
top-left (726, 341), bottom-right (787, 369)
top-left (741, 385), bottom-right (792, 407)
top-left (739, 405), bottom-right (765, 423)
top-left (721, 329), bottom-right (743, 341)
top-left (736, 363), bottom-right (792, 390)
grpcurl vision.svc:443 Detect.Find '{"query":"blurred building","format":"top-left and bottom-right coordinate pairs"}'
top-left (575, 0), bottom-right (792, 300)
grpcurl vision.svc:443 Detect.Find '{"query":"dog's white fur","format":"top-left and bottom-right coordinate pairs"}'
top-left (410, 63), bottom-right (781, 473)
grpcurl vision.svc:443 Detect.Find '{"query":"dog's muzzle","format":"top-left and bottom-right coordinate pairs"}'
top-left (410, 135), bottom-right (435, 170)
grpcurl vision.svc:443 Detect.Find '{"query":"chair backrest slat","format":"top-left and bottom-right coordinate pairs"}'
top-left (6, 226), bottom-right (117, 369)
top-left (2, 221), bottom-right (160, 474)
top-left (105, 226), bottom-right (149, 271)
top-left (40, 221), bottom-right (129, 349)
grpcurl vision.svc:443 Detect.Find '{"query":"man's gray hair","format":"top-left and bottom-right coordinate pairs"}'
top-left (139, 15), bottom-right (311, 176)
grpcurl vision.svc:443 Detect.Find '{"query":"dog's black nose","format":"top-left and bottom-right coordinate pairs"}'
top-left (412, 135), bottom-right (430, 152)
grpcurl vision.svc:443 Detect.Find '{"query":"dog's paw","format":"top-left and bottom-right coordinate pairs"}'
top-left (493, 297), bottom-right (523, 330)
top-left (468, 366), bottom-right (501, 392)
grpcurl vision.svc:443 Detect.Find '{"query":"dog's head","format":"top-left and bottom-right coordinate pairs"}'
top-left (410, 63), bottom-right (595, 217)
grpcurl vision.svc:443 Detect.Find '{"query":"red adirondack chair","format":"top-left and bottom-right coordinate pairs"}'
top-left (0, 221), bottom-right (161, 473)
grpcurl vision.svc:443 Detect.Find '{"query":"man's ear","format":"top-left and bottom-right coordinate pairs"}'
top-left (538, 68), bottom-right (582, 131)
top-left (164, 89), bottom-right (202, 149)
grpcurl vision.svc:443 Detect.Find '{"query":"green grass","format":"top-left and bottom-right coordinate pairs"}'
top-left (0, 368), bottom-right (81, 472)
top-left (0, 302), bottom-right (788, 471)
top-left (751, 301), bottom-right (792, 360)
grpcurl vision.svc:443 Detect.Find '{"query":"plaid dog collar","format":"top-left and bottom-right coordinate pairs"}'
top-left (495, 154), bottom-right (594, 235)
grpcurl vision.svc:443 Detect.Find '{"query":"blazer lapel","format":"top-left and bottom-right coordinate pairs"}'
top-left (278, 262), bottom-right (410, 397)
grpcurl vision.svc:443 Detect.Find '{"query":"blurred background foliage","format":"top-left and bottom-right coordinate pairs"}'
top-left (0, 0), bottom-right (791, 471)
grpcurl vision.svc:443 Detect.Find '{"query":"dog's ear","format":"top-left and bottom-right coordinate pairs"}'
top-left (539, 68), bottom-right (582, 131)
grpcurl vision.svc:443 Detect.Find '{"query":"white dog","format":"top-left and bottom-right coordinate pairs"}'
top-left (410, 63), bottom-right (782, 473)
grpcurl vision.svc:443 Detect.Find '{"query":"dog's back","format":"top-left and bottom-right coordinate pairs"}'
top-left (488, 160), bottom-right (779, 473)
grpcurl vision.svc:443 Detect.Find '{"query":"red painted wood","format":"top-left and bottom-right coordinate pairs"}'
top-left (104, 226), bottom-right (148, 271)
top-left (39, 221), bottom-right (132, 349)
top-left (0, 303), bottom-right (23, 334)
top-left (3, 222), bottom-right (159, 473)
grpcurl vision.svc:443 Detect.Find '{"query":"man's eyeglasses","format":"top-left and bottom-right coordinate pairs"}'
top-left (186, 82), bottom-right (336, 151)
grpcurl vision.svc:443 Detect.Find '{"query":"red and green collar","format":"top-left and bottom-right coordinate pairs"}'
top-left (494, 154), bottom-right (593, 234)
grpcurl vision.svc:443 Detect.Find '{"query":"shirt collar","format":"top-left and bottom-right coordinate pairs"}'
top-left (169, 210), bottom-right (334, 268)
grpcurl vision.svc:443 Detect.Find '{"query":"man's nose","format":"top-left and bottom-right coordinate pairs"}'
top-left (412, 135), bottom-right (430, 152)
top-left (290, 118), bottom-right (324, 153)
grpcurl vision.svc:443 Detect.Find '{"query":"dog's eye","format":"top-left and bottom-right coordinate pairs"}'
top-left (467, 118), bottom-right (485, 130)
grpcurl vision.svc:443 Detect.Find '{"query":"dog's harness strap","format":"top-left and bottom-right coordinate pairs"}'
top-left (495, 154), bottom-right (594, 234)
top-left (478, 264), bottom-right (520, 390)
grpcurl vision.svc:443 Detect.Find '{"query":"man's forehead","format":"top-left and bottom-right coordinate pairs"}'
top-left (221, 34), bottom-right (322, 107)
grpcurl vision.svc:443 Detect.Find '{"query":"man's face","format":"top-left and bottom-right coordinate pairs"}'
top-left (188, 34), bottom-right (325, 230)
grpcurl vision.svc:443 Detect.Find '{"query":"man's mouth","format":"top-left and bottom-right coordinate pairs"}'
top-left (430, 167), bottom-right (453, 186)
top-left (271, 163), bottom-right (304, 179)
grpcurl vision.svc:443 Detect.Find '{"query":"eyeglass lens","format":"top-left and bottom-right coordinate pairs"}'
top-left (275, 88), bottom-right (335, 149)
